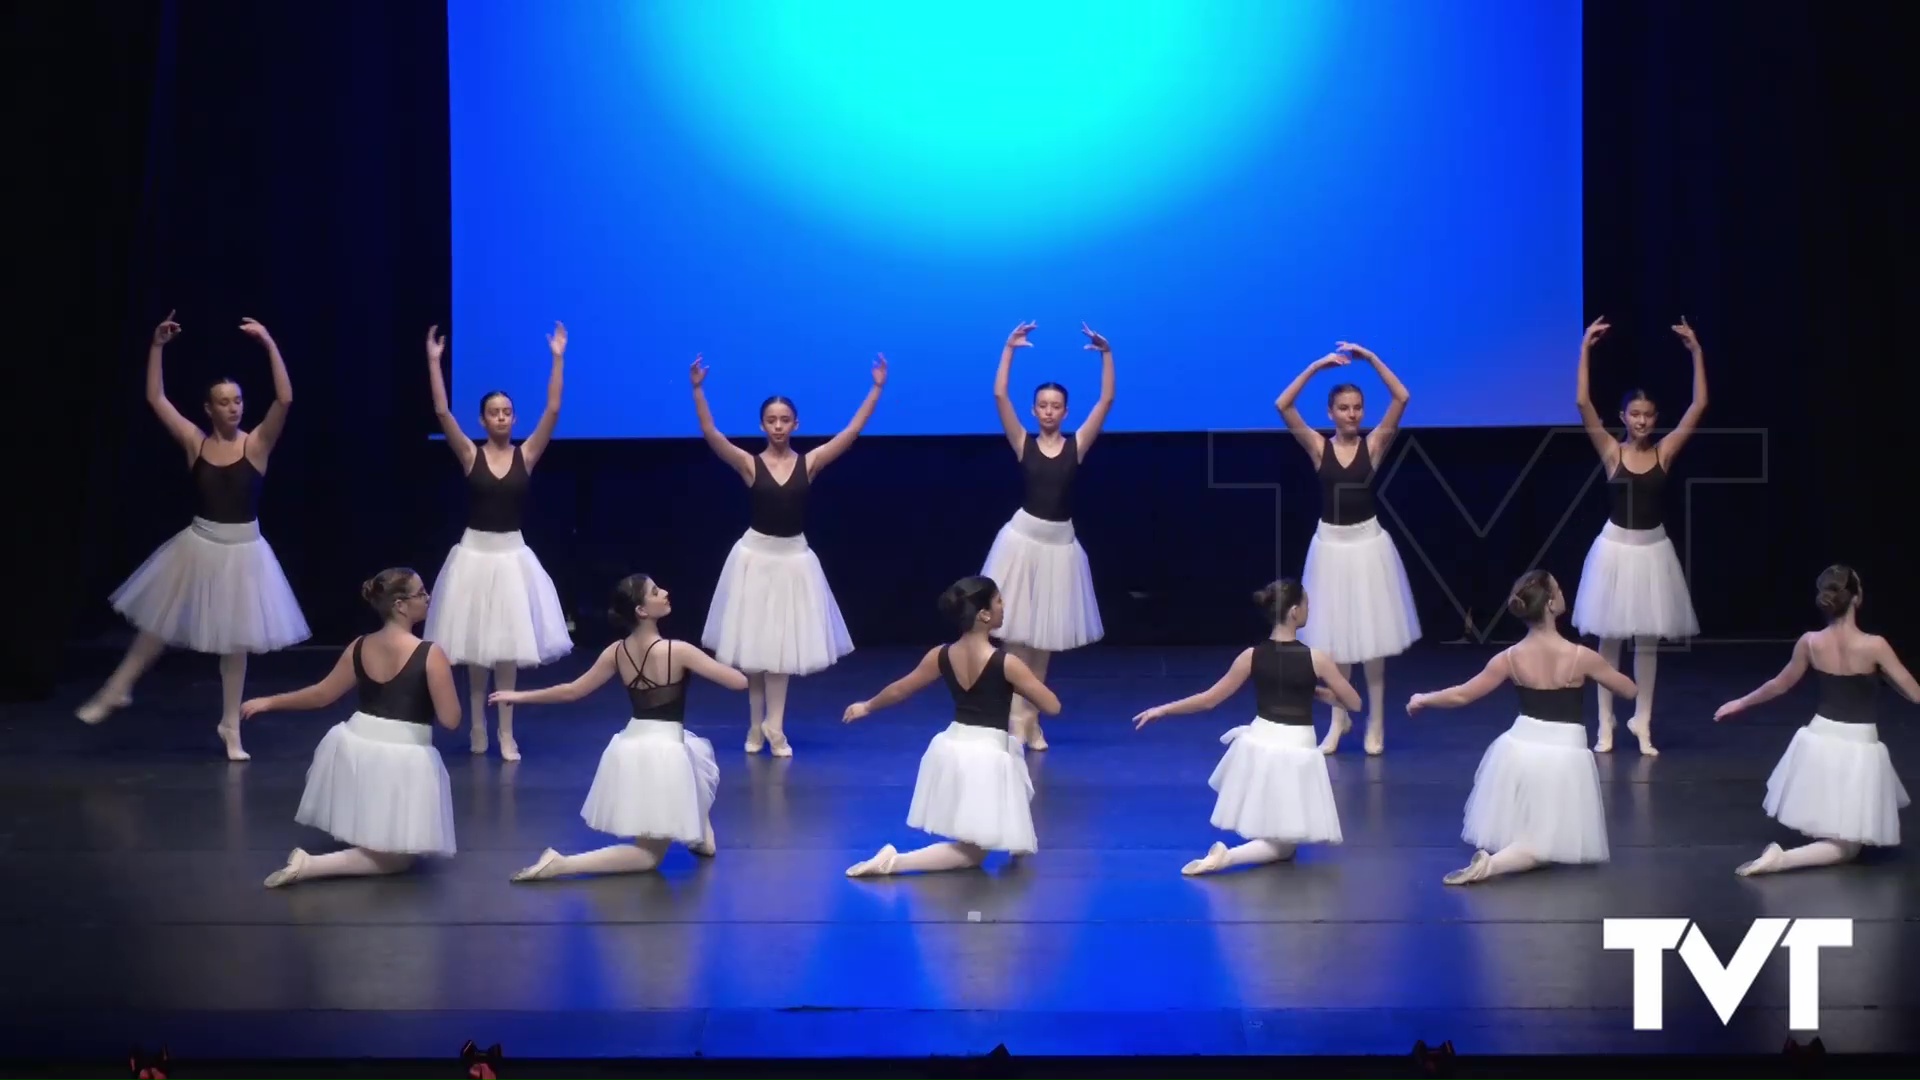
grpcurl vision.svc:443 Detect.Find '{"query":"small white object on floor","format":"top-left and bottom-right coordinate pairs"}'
top-left (968, 911), bottom-right (982, 922)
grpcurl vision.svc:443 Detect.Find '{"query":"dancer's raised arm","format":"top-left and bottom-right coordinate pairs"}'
top-left (690, 355), bottom-right (756, 483)
top-left (145, 311), bottom-right (205, 462)
top-left (1654, 317), bottom-right (1708, 468)
top-left (1574, 317), bottom-right (1619, 468)
top-left (1274, 353), bottom-right (1343, 466)
top-left (1341, 342), bottom-right (1408, 461)
top-left (843, 646), bottom-right (943, 722)
top-left (1074, 324), bottom-right (1116, 459)
top-left (993, 322), bottom-right (1035, 454)
top-left (805, 355), bottom-right (887, 478)
top-left (425, 325), bottom-right (478, 473)
top-left (239, 318), bottom-right (293, 462)
top-left (520, 321), bottom-right (566, 472)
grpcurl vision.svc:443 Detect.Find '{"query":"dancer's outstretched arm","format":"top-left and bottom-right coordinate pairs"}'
top-left (1873, 637), bottom-right (1920, 703)
top-left (1274, 353), bottom-right (1343, 467)
top-left (1132, 648), bottom-right (1252, 726)
top-left (240, 644), bottom-right (357, 717)
top-left (1004, 653), bottom-right (1062, 716)
top-left (1714, 635), bottom-right (1811, 720)
top-left (1074, 324), bottom-right (1116, 459)
top-left (690, 355), bottom-right (757, 483)
top-left (843, 647), bottom-right (943, 722)
top-left (679, 644), bottom-right (750, 691)
top-left (239, 318), bottom-right (293, 461)
top-left (1311, 649), bottom-right (1363, 712)
top-left (1656, 317), bottom-right (1708, 467)
top-left (1574, 317), bottom-right (1620, 470)
top-left (1341, 341), bottom-right (1409, 460)
top-left (425, 325), bottom-right (478, 473)
top-left (493, 643), bottom-right (621, 706)
top-left (521, 321), bottom-right (566, 472)
top-left (145, 311), bottom-right (205, 464)
top-left (1579, 645), bottom-right (1639, 700)
top-left (1406, 654), bottom-right (1512, 713)
top-left (805, 355), bottom-right (887, 478)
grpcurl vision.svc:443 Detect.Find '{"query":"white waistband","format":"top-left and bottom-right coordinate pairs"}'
top-left (1808, 715), bottom-right (1881, 743)
top-left (620, 717), bottom-right (687, 739)
top-left (1506, 714), bottom-right (1589, 747)
top-left (736, 529), bottom-right (812, 554)
top-left (1597, 522), bottom-right (1670, 546)
top-left (1312, 517), bottom-right (1384, 541)
top-left (189, 517), bottom-right (263, 543)
top-left (1007, 508), bottom-right (1078, 543)
top-left (345, 711), bottom-right (437, 746)
top-left (457, 528), bottom-right (528, 553)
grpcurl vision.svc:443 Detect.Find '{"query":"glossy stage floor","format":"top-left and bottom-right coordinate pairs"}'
top-left (2, 641), bottom-right (1915, 1070)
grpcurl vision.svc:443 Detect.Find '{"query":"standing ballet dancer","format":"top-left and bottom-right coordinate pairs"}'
top-left (493, 574), bottom-right (749, 881)
top-left (77, 311), bottom-right (307, 761)
top-left (421, 323), bottom-right (572, 761)
top-left (982, 321), bottom-right (1114, 750)
top-left (693, 353), bottom-right (884, 757)
top-left (1714, 566), bottom-right (1914, 875)
top-left (240, 568), bottom-right (461, 887)
top-left (1132, 579), bottom-right (1361, 875)
top-left (1407, 570), bottom-right (1636, 884)
top-left (842, 577), bottom-right (1060, 876)
top-left (1274, 342), bottom-right (1419, 755)
top-left (1571, 315), bottom-right (1708, 756)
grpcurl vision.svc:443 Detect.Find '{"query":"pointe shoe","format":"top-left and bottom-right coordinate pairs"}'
top-left (1736, 842), bottom-right (1785, 877)
top-left (1182, 841), bottom-right (1230, 876)
top-left (766, 731), bottom-right (793, 758)
top-left (217, 722), bottom-right (251, 762)
top-left (846, 844), bottom-right (899, 877)
top-left (1627, 718), bottom-right (1659, 756)
top-left (470, 723), bottom-right (489, 756)
top-left (1443, 849), bottom-right (1493, 886)
top-left (1320, 713), bottom-right (1351, 754)
top-left (1364, 717), bottom-right (1384, 756)
top-left (512, 848), bottom-right (566, 882)
top-left (1594, 718), bottom-right (1615, 753)
top-left (265, 848), bottom-right (311, 888)
top-left (744, 726), bottom-right (766, 754)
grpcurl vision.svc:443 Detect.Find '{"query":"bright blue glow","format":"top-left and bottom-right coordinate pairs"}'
top-left (450, 0), bottom-right (1581, 437)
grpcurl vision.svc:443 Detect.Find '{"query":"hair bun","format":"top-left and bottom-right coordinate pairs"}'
top-left (360, 578), bottom-right (379, 602)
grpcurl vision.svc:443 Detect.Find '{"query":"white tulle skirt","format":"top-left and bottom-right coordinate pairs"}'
top-left (981, 509), bottom-right (1104, 653)
top-left (1461, 716), bottom-right (1610, 864)
top-left (701, 529), bottom-right (853, 675)
top-left (580, 718), bottom-right (721, 845)
top-left (108, 517), bottom-right (310, 655)
top-left (295, 712), bottom-right (456, 856)
top-left (423, 529), bottom-right (573, 667)
top-left (1570, 523), bottom-right (1699, 641)
top-left (1763, 716), bottom-right (1909, 846)
top-left (1298, 517), bottom-right (1422, 664)
top-left (906, 722), bottom-right (1037, 854)
top-left (1208, 718), bottom-right (1343, 844)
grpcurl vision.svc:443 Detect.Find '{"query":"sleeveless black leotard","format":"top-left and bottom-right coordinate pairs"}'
top-left (1317, 437), bottom-right (1378, 525)
top-left (749, 455), bottom-right (808, 538)
top-left (622, 638), bottom-right (689, 722)
top-left (1020, 433), bottom-right (1078, 523)
top-left (1815, 671), bottom-right (1878, 723)
top-left (1252, 639), bottom-right (1317, 723)
top-left (941, 646), bottom-right (1017, 731)
top-left (354, 638), bottom-right (437, 725)
top-left (467, 446), bottom-right (529, 533)
top-left (193, 438), bottom-right (261, 524)
top-left (1607, 458), bottom-right (1666, 530)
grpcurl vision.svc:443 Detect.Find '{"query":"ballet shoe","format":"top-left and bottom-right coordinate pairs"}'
top-left (469, 723), bottom-right (489, 756)
top-left (1026, 721), bottom-right (1049, 751)
top-left (264, 848), bottom-right (310, 888)
top-left (1443, 849), bottom-right (1493, 886)
top-left (1182, 841), bottom-right (1231, 876)
top-left (1319, 713), bottom-right (1351, 754)
top-left (1364, 718), bottom-right (1385, 756)
top-left (767, 731), bottom-right (793, 758)
top-left (217, 722), bottom-right (250, 762)
top-left (846, 844), bottom-right (898, 877)
top-left (75, 691), bottom-right (132, 725)
top-left (1736, 842), bottom-right (1786, 877)
top-left (1627, 718), bottom-right (1658, 756)
top-left (498, 734), bottom-right (521, 762)
top-left (1593, 718), bottom-right (1615, 753)
top-left (511, 849), bottom-right (565, 882)
top-left (744, 726), bottom-right (766, 754)
top-left (690, 820), bottom-right (717, 857)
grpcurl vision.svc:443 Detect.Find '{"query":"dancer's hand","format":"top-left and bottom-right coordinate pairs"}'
top-left (239, 697), bottom-right (273, 720)
top-left (1583, 316), bottom-right (1610, 348)
top-left (547, 320), bottom-right (567, 357)
top-left (1405, 693), bottom-right (1429, 715)
top-left (152, 310), bottom-right (181, 347)
top-left (1712, 699), bottom-right (1743, 721)
top-left (689, 354), bottom-right (708, 388)
top-left (238, 317), bottom-right (274, 346)
top-left (426, 325), bottom-right (447, 363)
top-left (1334, 340), bottom-right (1376, 362)
top-left (871, 353), bottom-right (889, 386)
top-left (843, 701), bottom-right (871, 723)
top-left (489, 690), bottom-right (526, 706)
top-left (1670, 315), bottom-right (1700, 353)
top-left (1131, 706), bottom-right (1166, 728)
top-left (1006, 321), bottom-right (1037, 349)
top-left (1311, 351), bottom-right (1349, 371)
top-left (1081, 323), bottom-right (1111, 352)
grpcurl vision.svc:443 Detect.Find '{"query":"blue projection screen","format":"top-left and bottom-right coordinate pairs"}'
top-left (449, 1), bottom-right (1580, 438)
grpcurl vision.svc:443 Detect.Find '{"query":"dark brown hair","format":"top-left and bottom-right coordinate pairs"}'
top-left (1252, 579), bottom-right (1305, 625)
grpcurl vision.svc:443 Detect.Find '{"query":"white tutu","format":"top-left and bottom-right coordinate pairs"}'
top-left (1207, 718), bottom-right (1343, 844)
top-left (294, 712), bottom-right (456, 856)
top-left (1461, 716), bottom-right (1609, 864)
top-left (906, 722), bottom-right (1037, 854)
top-left (1762, 716), bottom-right (1909, 846)
top-left (701, 529), bottom-right (853, 675)
top-left (580, 718), bottom-right (721, 845)
top-left (423, 529), bottom-right (573, 667)
top-left (1298, 517), bottom-right (1422, 664)
top-left (980, 509), bottom-right (1103, 653)
top-left (108, 517), bottom-right (310, 655)
top-left (1570, 523), bottom-right (1699, 640)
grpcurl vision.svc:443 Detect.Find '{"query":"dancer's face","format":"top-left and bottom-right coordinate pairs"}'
top-left (640, 579), bottom-right (672, 620)
top-left (1619, 399), bottom-right (1657, 442)
top-left (1289, 593), bottom-right (1310, 629)
top-left (397, 575), bottom-right (431, 625)
top-left (980, 591), bottom-right (1004, 631)
top-left (760, 402), bottom-right (797, 448)
top-left (1546, 576), bottom-right (1566, 617)
top-left (1327, 390), bottom-right (1364, 436)
top-left (1032, 389), bottom-right (1067, 434)
top-left (481, 393), bottom-right (515, 440)
top-left (204, 381), bottom-right (243, 432)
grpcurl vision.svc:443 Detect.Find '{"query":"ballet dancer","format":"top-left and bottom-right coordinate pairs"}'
top-left (982, 321), bottom-right (1114, 750)
top-left (77, 311), bottom-right (307, 761)
top-left (1571, 315), bottom-right (1708, 755)
top-left (1132, 579), bottom-right (1361, 875)
top-left (493, 574), bottom-right (749, 881)
top-left (1714, 566), bottom-right (1914, 875)
top-left (1407, 570), bottom-right (1635, 884)
top-left (240, 568), bottom-right (461, 886)
top-left (1274, 342), bottom-right (1419, 755)
top-left (421, 323), bottom-right (573, 761)
top-left (693, 353), bottom-right (884, 757)
top-left (842, 576), bottom-right (1060, 876)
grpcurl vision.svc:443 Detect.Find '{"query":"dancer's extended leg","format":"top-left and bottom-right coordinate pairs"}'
top-left (1182, 838), bottom-right (1298, 876)
top-left (76, 631), bottom-right (164, 724)
top-left (846, 841), bottom-right (988, 877)
top-left (1736, 839), bottom-right (1863, 876)
top-left (264, 846), bottom-right (415, 887)
top-left (217, 652), bottom-right (249, 761)
top-left (512, 839), bottom-right (674, 881)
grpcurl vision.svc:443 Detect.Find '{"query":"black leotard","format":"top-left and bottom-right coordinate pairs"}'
top-left (749, 455), bottom-right (808, 538)
top-left (1252, 639), bottom-right (1317, 723)
top-left (1815, 671), bottom-right (1878, 723)
top-left (1317, 437), bottom-right (1378, 526)
top-left (621, 638), bottom-right (688, 722)
top-left (941, 646), bottom-right (1016, 731)
top-left (1020, 433), bottom-right (1078, 523)
top-left (467, 446), bottom-right (529, 533)
top-left (354, 638), bottom-right (437, 725)
top-left (1607, 457), bottom-right (1666, 530)
top-left (192, 438), bottom-right (261, 524)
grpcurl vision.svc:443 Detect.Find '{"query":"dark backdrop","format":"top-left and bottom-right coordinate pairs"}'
top-left (6, 0), bottom-right (1911, 699)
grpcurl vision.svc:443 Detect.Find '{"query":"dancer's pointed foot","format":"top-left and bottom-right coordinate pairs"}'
top-left (1736, 842), bottom-right (1786, 877)
top-left (1364, 717), bottom-right (1385, 756)
top-left (767, 732), bottom-right (793, 758)
top-left (1443, 849), bottom-right (1493, 885)
top-left (217, 722), bottom-right (250, 762)
top-left (76, 691), bottom-right (132, 725)
top-left (498, 734), bottom-right (521, 762)
top-left (744, 726), bottom-right (766, 754)
top-left (1320, 713), bottom-right (1351, 755)
top-left (512, 848), bottom-right (566, 882)
top-left (690, 818), bottom-right (717, 857)
top-left (846, 844), bottom-right (898, 877)
top-left (265, 848), bottom-right (310, 888)
top-left (1181, 841), bottom-right (1231, 876)
top-left (1594, 718), bottom-right (1615, 753)
top-left (1627, 718), bottom-right (1658, 756)
top-left (1026, 720), bottom-right (1049, 751)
